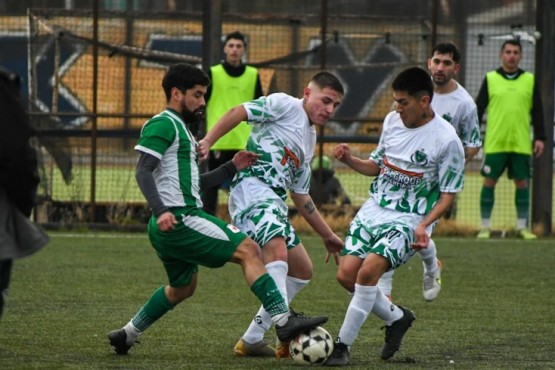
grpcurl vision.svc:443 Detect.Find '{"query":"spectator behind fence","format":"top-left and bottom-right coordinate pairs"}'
top-left (0, 67), bottom-right (49, 320)
top-left (475, 39), bottom-right (546, 240)
top-left (309, 155), bottom-right (351, 206)
top-left (201, 31), bottom-right (264, 216)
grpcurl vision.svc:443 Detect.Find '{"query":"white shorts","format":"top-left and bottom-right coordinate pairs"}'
top-left (342, 198), bottom-right (431, 269)
top-left (229, 177), bottom-right (300, 249)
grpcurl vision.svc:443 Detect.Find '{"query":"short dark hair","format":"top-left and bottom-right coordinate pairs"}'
top-left (431, 42), bottom-right (461, 63)
top-left (311, 71), bottom-right (344, 95)
top-left (224, 31), bottom-right (247, 47)
top-left (391, 66), bottom-right (434, 99)
top-left (501, 39), bottom-right (522, 52)
top-left (162, 63), bottom-right (210, 101)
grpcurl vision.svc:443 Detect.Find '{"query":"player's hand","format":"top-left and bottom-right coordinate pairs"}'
top-left (323, 233), bottom-right (344, 265)
top-left (534, 140), bottom-right (544, 158)
top-left (333, 144), bottom-right (351, 164)
top-left (411, 224), bottom-right (429, 250)
top-left (157, 211), bottom-right (177, 232)
top-left (197, 139), bottom-right (212, 162)
top-left (232, 151), bottom-right (259, 171)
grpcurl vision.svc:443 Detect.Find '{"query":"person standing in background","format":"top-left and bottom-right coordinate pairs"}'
top-left (202, 31), bottom-right (264, 216)
top-left (309, 155), bottom-right (351, 207)
top-left (475, 39), bottom-right (545, 240)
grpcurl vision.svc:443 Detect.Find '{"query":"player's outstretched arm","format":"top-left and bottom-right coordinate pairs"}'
top-left (198, 105), bottom-right (248, 161)
top-left (290, 192), bottom-right (343, 264)
top-left (200, 151), bottom-right (259, 189)
top-left (333, 143), bottom-right (379, 176)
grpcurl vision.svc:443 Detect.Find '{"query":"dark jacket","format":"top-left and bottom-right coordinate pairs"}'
top-left (310, 168), bottom-right (351, 206)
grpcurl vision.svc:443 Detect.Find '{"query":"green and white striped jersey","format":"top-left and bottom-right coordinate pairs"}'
top-left (135, 109), bottom-right (202, 208)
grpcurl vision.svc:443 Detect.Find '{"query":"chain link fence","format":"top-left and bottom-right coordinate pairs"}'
top-left (0, 0), bottom-right (551, 233)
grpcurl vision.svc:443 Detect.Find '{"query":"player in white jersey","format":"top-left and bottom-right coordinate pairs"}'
top-left (377, 42), bottom-right (481, 302)
top-left (324, 67), bottom-right (465, 366)
top-left (429, 42), bottom-right (481, 162)
top-left (198, 71), bottom-right (345, 358)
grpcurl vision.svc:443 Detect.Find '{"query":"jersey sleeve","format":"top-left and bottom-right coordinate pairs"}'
top-left (437, 138), bottom-right (465, 193)
top-left (459, 103), bottom-right (482, 149)
top-left (290, 162), bottom-right (312, 194)
top-left (135, 117), bottom-right (176, 159)
top-left (242, 93), bottom-right (290, 125)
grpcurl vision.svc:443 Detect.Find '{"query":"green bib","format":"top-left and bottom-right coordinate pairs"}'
top-left (206, 64), bottom-right (258, 150)
top-left (484, 71), bottom-right (534, 154)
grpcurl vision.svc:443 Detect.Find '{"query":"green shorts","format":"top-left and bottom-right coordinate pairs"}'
top-left (148, 207), bottom-right (247, 287)
top-left (481, 152), bottom-right (531, 180)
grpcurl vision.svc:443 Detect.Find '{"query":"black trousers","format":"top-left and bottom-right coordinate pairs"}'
top-left (0, 259), bottom-right (13, 320)
top-left (201, 150), bottom-right (238, 216)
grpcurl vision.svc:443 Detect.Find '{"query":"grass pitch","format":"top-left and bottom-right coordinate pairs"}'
top-left (0, 232), bottom-right (554, 369)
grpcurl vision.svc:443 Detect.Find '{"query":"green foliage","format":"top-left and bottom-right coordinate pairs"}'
top-left (1, 233), bottom-right (554, 369)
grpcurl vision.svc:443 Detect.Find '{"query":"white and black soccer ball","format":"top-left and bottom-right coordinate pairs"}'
top-left (289, 326), bottom-right (334, 365)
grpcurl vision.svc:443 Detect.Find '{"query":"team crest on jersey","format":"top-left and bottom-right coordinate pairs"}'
top-left (410, 150), bottom-right (428, 166)
top-left (227, 224), bottom-right (241, 233)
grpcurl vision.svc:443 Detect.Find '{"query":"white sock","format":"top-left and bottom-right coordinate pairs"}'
top-left (286, 276), bottom-right (309, 302)
top-left (243, 261), bottom-right (288, 343)
top-left (123, 321), bottom-right (141, 345)
top-left (377, 270), bottom-right (394, 297)
top-left (418, 238), bottom-right (438, 274)
top-left (516, 219), bottom-right (527, 230)
top-left (337, 284), bottom-right (377, 346)
top-left (481, 219), bottom-right (491, 229)
top-left (266, 260), bottom-right (289, 299)
top-left (371, 288), bottom-right (403, 325)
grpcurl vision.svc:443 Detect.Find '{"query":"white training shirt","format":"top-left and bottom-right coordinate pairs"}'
top-left (431, 81), bottom-right (482, 149)
top-left (230, 92), bottom-right (316, 201)
top-left (369, 111), bottom-right (465, 217)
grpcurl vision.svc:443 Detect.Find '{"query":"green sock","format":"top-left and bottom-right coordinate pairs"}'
top-left (131, 286), bottom-right (175, 332)
top-left (515, 187), bottom-right (530, 221)
top-left (251, 273), bottom-right (288, 317)
top-left (480, 186), bottom-right (495, 220)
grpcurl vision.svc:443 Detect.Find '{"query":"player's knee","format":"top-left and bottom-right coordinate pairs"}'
top-left (235, 237), bottom-right (263, 262)
top-left (355, 264), bottom-right (381, 285)
top-left (167, 284), bottom-right (196, 304)
top-left (289, 267), bottom-right (312, 281)
top-left (336, 269), bottom-right (356, 293)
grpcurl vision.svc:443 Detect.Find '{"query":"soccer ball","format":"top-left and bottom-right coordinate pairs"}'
top-left (289, 326), bottom-right (334, 365)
